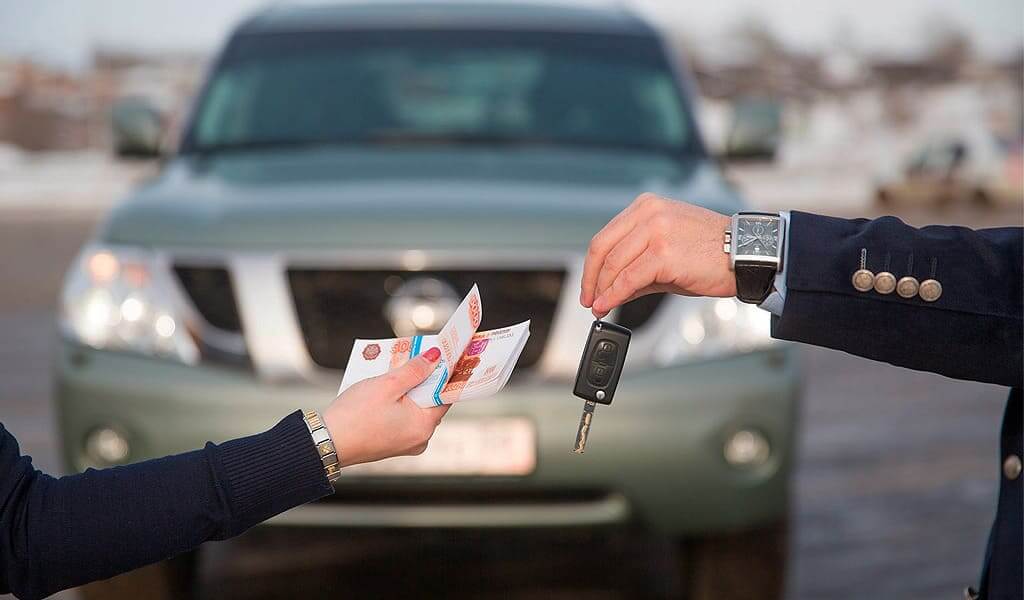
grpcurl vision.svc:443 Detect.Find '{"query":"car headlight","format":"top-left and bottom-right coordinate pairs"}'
top-left (60, 245), bottom-right (199, 364)
top-left (641, 296), bottom-right (775, 366)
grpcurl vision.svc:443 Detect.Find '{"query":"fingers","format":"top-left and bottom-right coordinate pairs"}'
top-left (420, 402), bottom-right (451, 426)
top-left (407, 399), bottom-right (449, 455)
top-left (581, 194), bottom-right (659, 308)
top-left (384, 347), bottom-right (441, 395)
top-left (581, 220), bottom-right (633, 308)
top-left (594, 234), bottom-right (649, 306)
top-left (396, 392), bottom-right (451, 427)
top-left (592, 251), bottom-right (661, 318)
top-left (411, 405), bottom-right (449, 453)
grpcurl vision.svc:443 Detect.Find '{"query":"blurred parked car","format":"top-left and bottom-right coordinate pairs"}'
top-left (723, 97), bottom-right (783, 162)
top-left (875, 130), bottom-right (1024, 208)
top-left (56, 2), bottom-right (799, 598)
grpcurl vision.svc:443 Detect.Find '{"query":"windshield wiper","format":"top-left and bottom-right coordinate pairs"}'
top-left (361, 131), bottom-right (688, 156)
top-left (187, 133), bottom-right (689, 158)
top-left (188, 138), bottom-right (349, 156)
top-left (361, 132), bottom-right (537, 146)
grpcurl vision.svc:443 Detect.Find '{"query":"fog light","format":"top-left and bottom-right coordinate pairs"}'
top-left (724, 429), bottom-right (770, 468)
top-left (85, 427), bottom-right (130, 466)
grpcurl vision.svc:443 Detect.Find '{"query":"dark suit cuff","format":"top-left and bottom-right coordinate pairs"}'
top-left (209, 410), bottom-right (333, 534)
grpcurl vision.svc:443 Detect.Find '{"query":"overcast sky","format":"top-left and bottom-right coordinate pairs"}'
top-left (1, 0), bottom-right (1021, 71)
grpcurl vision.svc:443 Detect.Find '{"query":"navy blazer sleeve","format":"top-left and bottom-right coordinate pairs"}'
top-left (773, 211), bottom-right (1023, 388)
top-left (0, 411), bottom-right (333, 600)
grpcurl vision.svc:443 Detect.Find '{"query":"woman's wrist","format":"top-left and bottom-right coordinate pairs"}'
top-left (301, 409), bottom-right (342, 482)
top-left (322, 403), bottom-right (358, 467)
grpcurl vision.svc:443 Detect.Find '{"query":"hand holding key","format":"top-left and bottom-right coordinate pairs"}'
top-left (572, 321), bottom-right (631, 454)
top-left (580, 193), bottom-right (733, 319)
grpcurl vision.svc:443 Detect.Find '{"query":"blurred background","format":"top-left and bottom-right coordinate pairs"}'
top-left (0, 1), bottom-right (1020, 599)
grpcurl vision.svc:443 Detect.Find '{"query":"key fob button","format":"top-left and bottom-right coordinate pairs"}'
top-left (573, 320), bottom-right (631, 407)
top-left (588, 364), bottom-right (610, 387)
top-left (595, 340), bottom-right (617, 363)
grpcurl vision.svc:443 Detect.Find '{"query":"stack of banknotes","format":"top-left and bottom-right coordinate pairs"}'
top-left (338, 284), bottom-right (531, 407)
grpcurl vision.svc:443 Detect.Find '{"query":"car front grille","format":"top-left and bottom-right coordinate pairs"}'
top-left (614, 293), bottom-right (667, 330)
top-left (287, 269), bottom-right (565, 371)
top-left (173, 266), bottom-right (243, 332)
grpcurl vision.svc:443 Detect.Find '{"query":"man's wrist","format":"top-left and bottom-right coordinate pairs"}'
top-left (708, 212), bottom-right (737, 297)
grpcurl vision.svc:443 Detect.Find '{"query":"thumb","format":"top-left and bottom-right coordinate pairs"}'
top-left (386, 347), bottom-right (442, 395)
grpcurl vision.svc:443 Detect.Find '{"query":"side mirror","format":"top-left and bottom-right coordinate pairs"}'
top-left (111, 97), bottom-right (164, 159)
top-left (721, 99), bottom-right (782, 163)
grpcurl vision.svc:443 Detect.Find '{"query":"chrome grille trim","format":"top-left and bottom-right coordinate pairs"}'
top-left (229, 253), bottom-right (317, 381)
top-left (153, 248), bottom-right (671, 382)
top-left (151, 252), bottom-right (248, 358)
top-left (537, 257), bottom-right (598, 376)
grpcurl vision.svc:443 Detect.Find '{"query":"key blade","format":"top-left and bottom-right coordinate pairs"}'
top-left (572, 400), bottom-right (597, 454)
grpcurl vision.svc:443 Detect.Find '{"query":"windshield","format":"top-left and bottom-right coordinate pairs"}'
top-left (184, 30), bottom-right (695, 155)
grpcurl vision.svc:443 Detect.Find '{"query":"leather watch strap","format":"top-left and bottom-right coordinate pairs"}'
top-left (735, 262), bottom-right (777, 304)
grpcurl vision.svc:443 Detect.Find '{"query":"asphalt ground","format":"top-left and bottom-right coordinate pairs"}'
top-left (0, 202), bottom-right (1018, 599)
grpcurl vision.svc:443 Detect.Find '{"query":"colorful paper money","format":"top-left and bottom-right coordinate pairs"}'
top-left (338, 284), bottom-right (530, 407)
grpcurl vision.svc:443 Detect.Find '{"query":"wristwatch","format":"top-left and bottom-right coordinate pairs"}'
top-left (302, 409), bottom-right (342, 483)
top-left (724, 211), bottom-right (784, 304)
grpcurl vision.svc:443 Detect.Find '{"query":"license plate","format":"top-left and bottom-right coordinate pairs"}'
top-left (342, 417), bottom-right (536, 477)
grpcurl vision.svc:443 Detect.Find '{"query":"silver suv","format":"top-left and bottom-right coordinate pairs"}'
top-left (57, 3), bottom-right (800, 597)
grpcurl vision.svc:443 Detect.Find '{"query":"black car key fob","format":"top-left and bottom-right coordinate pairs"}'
top-left (571, 320), bottom-right (630, 453)
top-left (573, 320), bottom-right (631, 405)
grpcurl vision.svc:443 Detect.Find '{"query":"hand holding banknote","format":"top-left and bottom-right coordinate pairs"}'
top-left (340, 284), bottom-right (530, 407)
top-left (323, 347), bottom-right (449, 466)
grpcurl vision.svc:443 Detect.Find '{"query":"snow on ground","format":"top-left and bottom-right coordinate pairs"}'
top-left (0, 149), bottom-right (152, 214)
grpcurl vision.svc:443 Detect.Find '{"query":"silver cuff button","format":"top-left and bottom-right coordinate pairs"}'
top-left (852, 269), bottom-right (875, 292)
top-left (1004, 454), bottom-right (1021, 480)
top-left (918, 279), bottom-right (942, 302)
top-left (897, 276), bottom-right (920, 298)
top-left (874, 271), bottom-right (896, 294)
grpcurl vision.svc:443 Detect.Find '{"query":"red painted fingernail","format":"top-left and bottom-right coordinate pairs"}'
top-left (423, 347), bottom-right (441, 362)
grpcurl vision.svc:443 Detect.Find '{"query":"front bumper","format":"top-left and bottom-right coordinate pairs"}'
top-left (56, 342), bottom-right (799, 538)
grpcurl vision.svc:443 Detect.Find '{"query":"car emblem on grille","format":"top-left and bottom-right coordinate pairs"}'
top-left (384, 277), bottom-right (461, 337)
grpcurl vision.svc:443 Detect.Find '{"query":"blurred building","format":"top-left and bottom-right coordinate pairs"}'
top-left (0, 51), bottom-right (202, 152)
top-left (687, 24), bottom-right (1023, 162)
top-left (0, 21), bottom-right (1019, 179)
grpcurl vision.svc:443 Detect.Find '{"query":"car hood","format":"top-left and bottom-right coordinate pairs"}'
top-left (101, 147), bottom-right (743, 250)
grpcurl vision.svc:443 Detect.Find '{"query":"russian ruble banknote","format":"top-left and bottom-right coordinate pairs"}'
top-left (338, 284), bottom-right (530, 407)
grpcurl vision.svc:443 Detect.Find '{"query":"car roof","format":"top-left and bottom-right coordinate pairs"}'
top-left (237, 1), bottom-right (656, 36)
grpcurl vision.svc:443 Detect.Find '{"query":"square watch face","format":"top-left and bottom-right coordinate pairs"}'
top-left (735, 216), bottom-right (779, 257)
